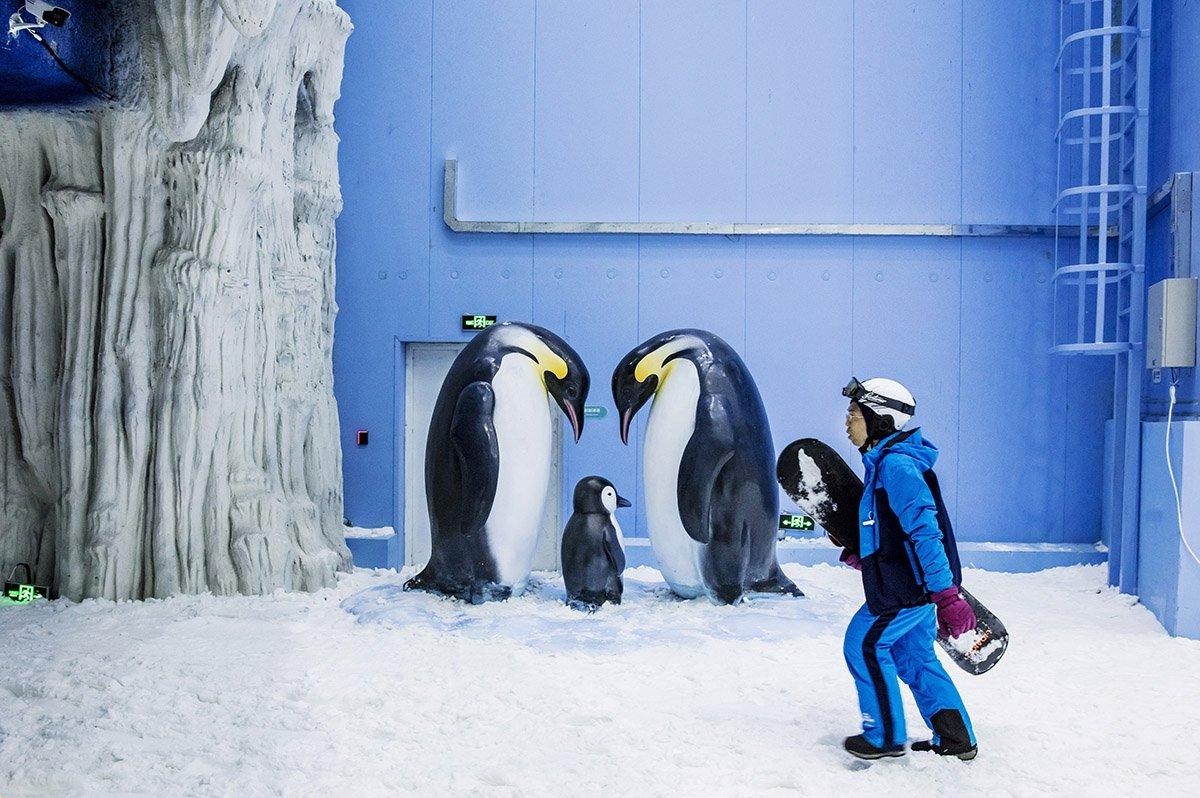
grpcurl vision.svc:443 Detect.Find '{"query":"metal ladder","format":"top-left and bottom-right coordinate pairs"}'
top-left (1052, 0), bottom-right (1152, 591)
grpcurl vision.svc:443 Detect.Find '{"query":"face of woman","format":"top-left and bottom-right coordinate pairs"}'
top-left (845, 402), bottom-right (868, 448)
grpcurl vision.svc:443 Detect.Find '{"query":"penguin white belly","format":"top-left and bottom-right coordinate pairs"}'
top-left (485, 355), bottom-right (552, 590)
top-left (610, 513), bottom-right (625, 550)
top-left (642, 361), bottom-right (705, 598)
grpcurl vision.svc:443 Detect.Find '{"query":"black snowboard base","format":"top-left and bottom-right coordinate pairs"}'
top-left (776, 437), bottom-right (1009, 675)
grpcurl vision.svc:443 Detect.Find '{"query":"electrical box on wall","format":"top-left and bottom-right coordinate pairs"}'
top-left (1146, 278), bottom-right (1198, 369)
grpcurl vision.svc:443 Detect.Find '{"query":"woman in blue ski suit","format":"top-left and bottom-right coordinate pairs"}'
top-left (838, 377), bottom-right (978, 761)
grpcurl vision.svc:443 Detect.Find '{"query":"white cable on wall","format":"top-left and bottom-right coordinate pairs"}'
top-left (1165, 378), bottom-right (1200, 568)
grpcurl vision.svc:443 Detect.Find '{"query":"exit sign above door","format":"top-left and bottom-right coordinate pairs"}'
top-left (461, 314), bottom-right (497, 331)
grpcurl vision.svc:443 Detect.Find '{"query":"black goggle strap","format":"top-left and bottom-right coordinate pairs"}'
top-left (842, 378), bottom-right (915, 416)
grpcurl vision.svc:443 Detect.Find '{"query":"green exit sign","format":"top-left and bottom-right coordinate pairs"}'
top-left (3, 564), bottom-right (48, 605)
top-left (778, 513), bottom-right (815, 532)
top-left (3, 582), bottom-right (48, 604)
top-left (461, 314), bottom-right (497, 331)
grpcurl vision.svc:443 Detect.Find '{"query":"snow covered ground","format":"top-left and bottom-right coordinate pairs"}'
top-left (2, 563), bottom-right (1198, 796)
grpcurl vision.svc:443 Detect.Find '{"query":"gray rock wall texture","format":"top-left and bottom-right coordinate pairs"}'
top-left (0, 0), bottom-right (353, 600)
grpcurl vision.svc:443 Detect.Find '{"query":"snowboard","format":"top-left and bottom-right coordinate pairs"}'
top-left (776, 438), bottom-right (1008, 676)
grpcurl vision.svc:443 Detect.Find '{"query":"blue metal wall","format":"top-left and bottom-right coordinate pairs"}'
top-left (333, 1), bottom-right (1113, 552)
top-left (1146, 0), bottom-right (1200, 413)
top-left (1137, 0), bottom-right (1200, 636)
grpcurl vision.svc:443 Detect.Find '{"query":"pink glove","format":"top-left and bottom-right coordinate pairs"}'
top-left (931, 587), bottom-right (976, 638)
top-left (839, 550), bottom-right (862, 571)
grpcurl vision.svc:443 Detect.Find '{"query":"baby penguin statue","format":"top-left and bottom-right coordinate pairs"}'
top-left (562, 476), bottom-right (630, 611)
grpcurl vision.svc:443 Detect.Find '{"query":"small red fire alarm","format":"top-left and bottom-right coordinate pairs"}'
top-left (356, 429), bottom-right (369, 446)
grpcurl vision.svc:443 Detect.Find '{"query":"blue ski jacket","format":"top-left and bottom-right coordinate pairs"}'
top-left (858, 428), bottom-right (962, 615)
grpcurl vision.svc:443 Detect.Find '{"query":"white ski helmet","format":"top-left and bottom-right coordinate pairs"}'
top-left (843, 377), bottom-right (916, 432)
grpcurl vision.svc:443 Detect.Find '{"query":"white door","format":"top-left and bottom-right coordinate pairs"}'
top-left (404, 343), bottom-right (563, 571)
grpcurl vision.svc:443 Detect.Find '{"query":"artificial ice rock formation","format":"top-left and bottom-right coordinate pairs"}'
top-left (0, 0), bottom-right (353, 600)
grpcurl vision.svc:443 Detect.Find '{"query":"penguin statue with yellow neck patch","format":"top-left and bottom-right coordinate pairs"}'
top-left (612, 329), bottom-right (802, 604)
top-left (405, 322), bottom-right (588, 602)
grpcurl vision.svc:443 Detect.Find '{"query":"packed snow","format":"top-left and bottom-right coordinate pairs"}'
top-left (2, 563), bottom-right (1198, 796)
top-left (343, 526), bottom-right (397, 540)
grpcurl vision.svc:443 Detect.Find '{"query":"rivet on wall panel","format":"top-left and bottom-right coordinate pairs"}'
top-left (713, 268), bottom-right (724, 279)
top-left (377, 270), bottom-right (387, 280)
top-left (767, 270), bottom-right (777, 282)
top-left (553, 268), bottom-right (563, 279)
top-left (821, 270), bottom-right (831, 282)
top-left (398, 270), bottom-right (408, 280)
top-left (450, 270), bottom-right (460, 280)
top-left (660, 268), bottom-right (670, 279)
top-left (930, 272), bottom-right (940, 283)
top-left (874, 271), bottom-right (884, 282)
top-left (606, 268), bottom-right (617, 279)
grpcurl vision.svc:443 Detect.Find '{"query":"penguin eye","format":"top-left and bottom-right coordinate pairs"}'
top-left (566, 385), bottom-right (578, 398)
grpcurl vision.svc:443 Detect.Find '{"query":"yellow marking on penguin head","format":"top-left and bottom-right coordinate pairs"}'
top-left (634, 336), bottom-right (699, 384)
top-left (526, 338), bottom-right (568, 380)
top-left (499, 325), bottom-right (569, 388)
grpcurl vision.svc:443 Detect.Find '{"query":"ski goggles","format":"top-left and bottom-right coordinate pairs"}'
top-left (842, 377), bottom-right (915, 415)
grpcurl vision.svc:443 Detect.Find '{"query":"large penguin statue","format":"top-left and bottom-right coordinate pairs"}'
top-left (612, 329), bottom-right (802, 604)
top-left (405, 322), bottom-right (589, 602)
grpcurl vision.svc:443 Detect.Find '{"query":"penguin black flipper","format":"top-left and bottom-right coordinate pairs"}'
top-left (450, 380), bottom-right (500, 543)
top-left (676, 394), bottom-right (736, 545)
top-left (407, 381), bottom-right (500, 599)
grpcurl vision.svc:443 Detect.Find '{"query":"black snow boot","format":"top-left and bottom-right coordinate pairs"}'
top-left (911, 739), bottom-right (977, 760)
top-left (843, 735), bottom-right (905, 760)
top-left (912, 709), bottom-right (977, 760)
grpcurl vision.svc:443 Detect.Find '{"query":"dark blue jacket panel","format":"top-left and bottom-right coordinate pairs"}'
top-left (858, 429), bottom-right (962, 616)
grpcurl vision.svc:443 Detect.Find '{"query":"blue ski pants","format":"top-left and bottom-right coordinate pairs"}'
top-left (843, 602), bottom-right (975, 749)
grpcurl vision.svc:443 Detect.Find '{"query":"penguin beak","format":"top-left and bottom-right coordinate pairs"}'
top-left (545, 372), bottom-right (586, 442)
top-left (612, 349), bottom-right (659, 447)
top-left (616, 494), bottom-right (632, 509)
top-left (563, 401), bottom-right (582, 442)
top-left (615, 375), bottom-right (656, 446)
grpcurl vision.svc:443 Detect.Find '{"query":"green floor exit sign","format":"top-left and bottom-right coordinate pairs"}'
top-left (779, 513), bottom-right (815, 531)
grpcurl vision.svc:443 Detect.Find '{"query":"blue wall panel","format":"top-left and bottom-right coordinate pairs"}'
top-left (1137, 0), bottom-right (1200, 632)
top-left (333, 2), bottom-right (1109, 557)
top-left (745, 238), bottom-right (855, 466)
top-left (962, 0), bottom-right (1058, 224)
top-left (1061, 357), bottom-right (1112, 542)
top-left (1146, 0), bottom-right (1200, 416)
top-left (534, 0), bottom-right (640, 221)
top-left (853, 0), bottom-right (962, 223)
top-left (852, 238), bottom-right (962, 519)
top-left (747, 1), bottom-right (854, 223)
top-left (958, 239), bottom-right (1059, 540)
top-left (640, 2), bottom-right (746, 222)
top-left (429, 2), bottom-right (536, 342)
top-left (335, 0), bottom-right (433, 527)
